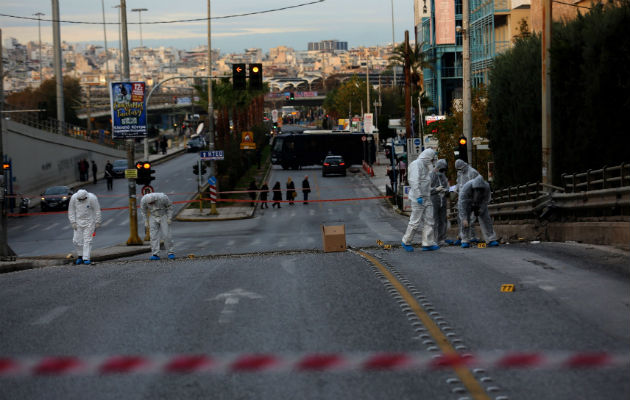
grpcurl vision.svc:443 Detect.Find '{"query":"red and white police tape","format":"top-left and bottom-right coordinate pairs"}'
top-left (1, 351), bottom-right (627, 377)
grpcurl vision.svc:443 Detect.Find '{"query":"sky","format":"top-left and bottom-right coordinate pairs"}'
top-left (0, 0), bottom-right (415, 53)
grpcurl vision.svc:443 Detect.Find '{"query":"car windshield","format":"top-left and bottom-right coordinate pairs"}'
top-left (113, 160), bottom-right (127, 168)
top-left (325, 156), bottom-right (343, 162)
top-left (44, 187), bottom-right (68, 195)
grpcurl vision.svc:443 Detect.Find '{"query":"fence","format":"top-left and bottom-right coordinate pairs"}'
top-left (561, 163), bottom-right (629, 193)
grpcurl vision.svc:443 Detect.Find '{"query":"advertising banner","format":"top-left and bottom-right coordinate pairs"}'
top-left (435, 0), bottom-right (456, 45)
top-left (363, 113), bottom-right (374, 134)
top-left (110, 81), bottom-right (147, 139)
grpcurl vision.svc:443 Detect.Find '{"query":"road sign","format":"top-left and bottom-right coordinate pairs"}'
top-left (124, 169), bottom-right (138, 179)
top-left (200, 150), bottom-right (224, 160)
top-left (361, 135), bottom-right (367, 142)
top-left (271, 109), bottom-right (278, 122)
top-left (141, 185), bottom-right (154, 195)
top-left (208, 176), bottom-right (217, 186)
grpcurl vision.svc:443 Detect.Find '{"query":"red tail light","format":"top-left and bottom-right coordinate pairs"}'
top-left (323, 163), bottom-right (330, 166)
top-left (340, 162), bottom-right (345, 166)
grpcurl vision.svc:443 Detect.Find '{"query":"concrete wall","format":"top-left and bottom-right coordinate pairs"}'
top-left (3, 120), bottom-right (125, 197)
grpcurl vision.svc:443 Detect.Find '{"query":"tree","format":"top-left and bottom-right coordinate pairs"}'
top-left (6, 77), bottom-right (82, 124)
top-left (323, 76), bottom-right (373, 120)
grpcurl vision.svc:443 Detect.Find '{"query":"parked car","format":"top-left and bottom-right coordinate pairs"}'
top-left (111, 159), bottom-right (128, 178)
top-left (186, 137), bottom-right (206, 152)
top-left (40, 186), bottom-right (73, 211)
top-left (322, 155), bottom-right (346, 177)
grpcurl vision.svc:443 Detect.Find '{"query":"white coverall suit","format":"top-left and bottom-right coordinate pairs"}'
top-left (140, 192), bottom-right (174, 257)
top-left (455, 159), bottom-right (480, 242)
top-left (458, 175), bottom-right (498, 244)
top-left (430, 159), bottom-right (449, 245)
top-left (402, 149), bottom-right (438, 247)
top-left (68, 189), bottom-right (102, 261)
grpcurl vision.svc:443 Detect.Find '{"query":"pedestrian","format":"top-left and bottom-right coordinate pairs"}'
top-left (104, 160), bottom-right (114, 191)
top-left (77, 159), bottom-right (83, 181)
top-left (68, 189), bottom-right (102, 265)
top-left (430, 159), bottom-right (450, 246)
top-left (82, 159), bottom-right (90, 181)
top-left (397, 157), bottom-right (407, 185)
top-left (302, 175), bottom-right (311, 205)
top-left (455, 159), bottom-right (480, 244)
top-left (286, 177), bottom-right (296, 205)
top-left (386, 166), bottom-right (396, 189)
top-left (160, 137), bottom-right (167, 155)
top-left (458, 175), bottom-right (499, 248)
top-left (140, 192), bottom-right (175, 260)
top-left (260, 181), bottom-right (269, 209)
top-left (248, 180), bottom-right (258, 205)
top-left (91, 160), bottom-right (98, 184)
top-left (401, 148), bottom-right (439, 252)
top-left (272, 181), bottom-right (282, 208)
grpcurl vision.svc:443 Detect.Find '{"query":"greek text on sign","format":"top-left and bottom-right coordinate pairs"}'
top-left (124, 169), bottom-right (138, 179)
top-left (200, 150), bottom-right (224, 160)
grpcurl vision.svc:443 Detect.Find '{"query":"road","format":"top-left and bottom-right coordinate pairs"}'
top-left (2, 155), bottom-right (629, 399)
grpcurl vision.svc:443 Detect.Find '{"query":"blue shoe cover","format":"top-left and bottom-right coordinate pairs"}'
top-left (150, 255), bottom-right (160, 260)
top-left (488, 240), bottom-right (499, 247)
top-left (461, 242), bottom-right (470, 248)
top-left (454, 239), bottom-right (461, 246)
top-left (83, 260), bottom-right (91, 265)
top-left (401, 242), bottom-right (414, 252)
top-left (421, 245), bottom-right (440, 251)
top-left (75, 257), bottom-right (83, 265)
top-left (167, 253), bottom-right (175, 259)
top-left (445, 239), bottom-right (454, 245)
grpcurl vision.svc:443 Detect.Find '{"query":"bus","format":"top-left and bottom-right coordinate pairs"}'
top-left (271, 130), bottom-right (376, 169)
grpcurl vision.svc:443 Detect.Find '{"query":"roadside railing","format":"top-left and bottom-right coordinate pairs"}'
top-left (561, 163), bottom-right (629, 193)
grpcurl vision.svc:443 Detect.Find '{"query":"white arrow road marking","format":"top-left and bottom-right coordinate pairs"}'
top-left (210, 288), bottom-right (264, 324)
top-left (32, 306), bottom-right (69, 325)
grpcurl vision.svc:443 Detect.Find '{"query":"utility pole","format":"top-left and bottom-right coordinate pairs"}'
top-left (462, 0), bottom-right (473, 163)
top-left (34, 12), bottom-right (44, 83)
top-left (541, 0), bottom-right (553, 187)
top-left (390, 0), bottom-right (397, 87)
top-left (366, 57), bottom-right (370, 114)
top-left (101, 0), bottom-right (110, 82)
top-left (404, 30), bottom-right (411, 138)
top-left (120, 0), bottom-right (142, 245)
top-left (0, 29), bottom-right (17, 260)
top-left (51, 0), bottom-right (64, 126)
top-left (207, 0), bottom-right (218, 215)
top-left (113, 5), bottom-right (123, 79)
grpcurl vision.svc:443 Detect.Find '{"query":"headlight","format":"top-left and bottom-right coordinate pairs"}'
top-left (41, 197), bottom-right (45, 201)
top-left (62, 196), bottom-right (67, 200)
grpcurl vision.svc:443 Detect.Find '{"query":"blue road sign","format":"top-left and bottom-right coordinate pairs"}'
top-left (208, 176), bottom-right (217, 186)
top-left (413, 138), bottom-right (421, 146)
top-left (200, 150), bottom-right (224, 160)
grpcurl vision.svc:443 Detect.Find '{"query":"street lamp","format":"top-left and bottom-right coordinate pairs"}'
top-left (113, 5), bottom-right (123, 79)
top-left (131, 7), bottom-right (148, 79)
top-left (33, 12), bottom-right (44, 83)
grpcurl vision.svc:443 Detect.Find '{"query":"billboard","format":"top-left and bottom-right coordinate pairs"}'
top-left (110, 81), bottom-right (147, 139)
top-left (435, 0), bottom-right (456, 45)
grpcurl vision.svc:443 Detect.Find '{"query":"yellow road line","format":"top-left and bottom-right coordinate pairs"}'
top-left (354, 249), bottom-right (491, 400)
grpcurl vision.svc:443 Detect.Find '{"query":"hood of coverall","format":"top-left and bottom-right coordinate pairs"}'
top-left (76, 189), bottom-right (88, 200)
top-left (455, 159), bottom-right (468, 171)
top-left (436, 159), bottom-right (448, 171)
top-left (418, 148), bottom-right (437, 167)
top-left (143, 192), bottom-right (158, 204)
top-left (471, 175), bottom-right (487, 215)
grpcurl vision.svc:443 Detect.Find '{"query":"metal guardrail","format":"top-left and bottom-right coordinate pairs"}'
top-left (561, 163), bottom-right (629, 193)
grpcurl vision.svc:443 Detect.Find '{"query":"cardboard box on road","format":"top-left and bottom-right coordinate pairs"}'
top-left (321, 224), bottom-right (346, 253)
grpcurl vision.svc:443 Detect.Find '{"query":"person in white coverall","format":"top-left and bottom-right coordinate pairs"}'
top-left (140, 192), bottom-right (175, 260)
top-left (458, 175), bottom-right (499, 248)
top-left (401, 148), bottom-right (440, 252)
top-left (455, 159), bottom-right (480, 245)
top-left (430, 159), bottom-right (450, 246)
top-left (68, 189), bottom-right (102, 265)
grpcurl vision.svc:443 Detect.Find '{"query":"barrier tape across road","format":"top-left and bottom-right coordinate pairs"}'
top-left (1, 351), bottom-right (627, 377)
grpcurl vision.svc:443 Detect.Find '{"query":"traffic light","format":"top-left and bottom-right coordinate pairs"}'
top-left (193, 164), bottom-right (199, 175)
top-left (458, 136), bottom-right (469, 163)
top-left (201, 162), bottom-right (207, 175)
top-left (249, 63), bottom-right (263, 90)
top-left (232, 63), bottom-right (246, 90)
top-left (289, 92), bottom-right (295, 100)
top-left (135, 161), bottom-right (155, 186)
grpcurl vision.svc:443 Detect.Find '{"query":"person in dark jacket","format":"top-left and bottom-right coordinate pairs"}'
top-left (104, 160), bottom-right (114, 191)
top-left (302, 176), bottom-right (311, 205)
top-left (260, 181), bottom-right (269, 209)
top-left (272, 181), bottom-right (282, 208)
top-left (248, 180), bottom-right (258, 205)
top-left (286, 177), bottom-right (296, 205)
top-left (91, 160), bottom-right (98, 184)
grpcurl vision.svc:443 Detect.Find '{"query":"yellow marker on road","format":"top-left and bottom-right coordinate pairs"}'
top-left (376, 240), bottom-right (384, 247)
top-left (477, 243), bottom-right (487, 248)
top-left (501, 284), bottom-right (515, 292)
top-left (383, 244), bottom-right (392, 250)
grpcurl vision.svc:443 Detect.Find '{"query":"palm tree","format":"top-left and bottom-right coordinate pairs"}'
top-left (387, 42), bottom-right (433, 91)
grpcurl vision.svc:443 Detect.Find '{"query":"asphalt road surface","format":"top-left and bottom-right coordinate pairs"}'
top-left (2, 158), bottom-right (629, 399)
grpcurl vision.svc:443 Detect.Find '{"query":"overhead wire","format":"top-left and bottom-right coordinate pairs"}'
top-left (0, 0), bottom-right (325, 25)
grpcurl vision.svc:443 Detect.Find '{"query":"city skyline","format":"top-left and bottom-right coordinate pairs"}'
top-left (1, 0), bottom-right (415, 53)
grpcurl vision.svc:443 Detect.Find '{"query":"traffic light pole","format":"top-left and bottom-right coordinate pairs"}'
top-left (208, 0), bottom-right (218, 215)
top-left (0, 30), bottom-right (17, 260)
